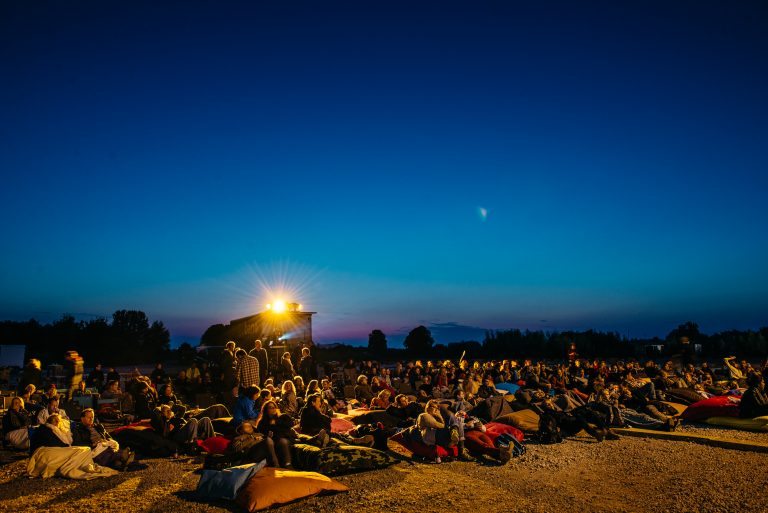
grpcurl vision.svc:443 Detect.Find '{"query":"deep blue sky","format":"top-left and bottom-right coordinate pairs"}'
top-left (2, 1), bottom-right (767, 347)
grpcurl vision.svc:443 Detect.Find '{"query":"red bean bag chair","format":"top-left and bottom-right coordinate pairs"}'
top-left (465, 431), bottom-right (500, 458)
top-left (389, 430), bottom-right (458, 461)
top-left (484, 422), bottom-right (524, 443)
top-left (196, 435), bottom-right (232, 455)
top-left (680, 395), bottom-right (740, 421)
top-left (331, 417), bottom-right (355, 434)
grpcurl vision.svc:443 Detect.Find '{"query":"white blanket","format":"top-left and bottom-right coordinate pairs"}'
top-left (27, 446), bottom-right (119, 480)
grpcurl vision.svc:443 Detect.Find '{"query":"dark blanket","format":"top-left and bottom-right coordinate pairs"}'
top-left (469, 395), bottom-right (514, 422)
top-left (112, 428), bottom-right (179, 457)
top-left (351, 410), bottom-right (403, 429)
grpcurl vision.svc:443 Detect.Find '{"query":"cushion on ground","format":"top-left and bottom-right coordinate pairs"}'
top-left (703, 416), bottom-right (768, 432)
top-left (331, 417), bottom-right (355, 434)
top-left (235, 467), bottom-right (348, 512)
top-left (483, 422), bottom-right (524, 442)
top-left (388, 430), bottom-right (458, 460)
top-left (494, 409), bottom-right (540, 432)
top-left (665, 388), bottom-right (707, 405)
top-left (680, 396), bottom-right (740, 421)
top-left (495, 383), bottom-right (520, 395)
top-left (196, 435), bottom-right (232, 455)
top-left (196, 461), bottom-right (266, 500)
top-left (292, 443), bottom-right (398, 475)
top-left (660, 401), bottom-right (688, 416)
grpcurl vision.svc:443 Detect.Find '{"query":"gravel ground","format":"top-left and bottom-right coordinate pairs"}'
top-left (679, 422), bottom-right (768, 444)
top-left (2, 431), bottom-right (767, 513)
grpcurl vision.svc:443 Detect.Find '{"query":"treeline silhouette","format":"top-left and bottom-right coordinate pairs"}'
top-left (0, 310), bottom-right (170, 365)
top-left (332, 321), bottom-right (768, 361)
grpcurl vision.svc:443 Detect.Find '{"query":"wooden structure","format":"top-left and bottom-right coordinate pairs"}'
top-left (227, 310), bottom-right (315, 352)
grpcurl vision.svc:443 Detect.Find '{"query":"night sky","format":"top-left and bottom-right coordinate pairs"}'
top-left (2, 1), bottom-right (767, 346)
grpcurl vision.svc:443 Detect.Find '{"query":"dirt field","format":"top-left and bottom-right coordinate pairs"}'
top-left (1, 430), bottom-right (767, 513)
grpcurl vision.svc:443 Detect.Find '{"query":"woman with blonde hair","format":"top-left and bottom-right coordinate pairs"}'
top-left (279, 379), bottom-right (299, 418)
top-left (416, 400), bottom-right (473, 462)
top-left (369, 389), bottom-right (391, 410)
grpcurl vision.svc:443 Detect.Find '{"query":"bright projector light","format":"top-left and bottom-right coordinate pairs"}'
top-left (272, 300), bottom-right (287, 313)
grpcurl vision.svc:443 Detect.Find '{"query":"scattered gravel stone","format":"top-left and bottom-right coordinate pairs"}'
top-left (1, 432), bottom-right (766, 513)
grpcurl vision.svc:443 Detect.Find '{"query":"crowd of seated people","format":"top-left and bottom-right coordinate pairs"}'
top-left (4, 343), bottom-right (768, 477)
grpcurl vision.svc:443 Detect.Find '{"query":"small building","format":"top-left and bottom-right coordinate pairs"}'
top-left (227, 309), bottom-right (315, 353)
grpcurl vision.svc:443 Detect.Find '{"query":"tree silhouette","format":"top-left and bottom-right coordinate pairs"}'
top-left (368, 329), bottom-right (388, 354)
top-left (404, 325), bottom-right (434, 354)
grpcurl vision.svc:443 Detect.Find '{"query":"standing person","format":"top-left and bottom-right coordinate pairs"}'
top-left (87, 363), bottom-right (105, 390)
top-left (298, 346), bottom-right (317, 383)
top-left (235, 349), bottom-right (260, 392)
top-left (150, 363), bottom-right (167, 387)
top-left (220, 341), bottom-right (237, 391)
top-left (281, 352), bottom-right (295, 381)
top-left (64, 351), bottom-right (85, 402)
top-left (249, 339), bottom-right (269, 386)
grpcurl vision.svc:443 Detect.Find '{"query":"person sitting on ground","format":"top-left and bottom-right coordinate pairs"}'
top-left (262, 378), bottom-right (276, 396)
top-left (305, 379), bottom-right (321, 401)
top-left (72, 380), bottom-right (91, 399)
top-left (72, 408), bottom-right (134, 470)
top-left (724, 356), bottom-right (746, 384)
top-left (233, 385), bottom-right (260, 428)
top-left (228, 419), bottom-right (281, 467)
top-left (30, 414), bottom-right (73, 454)
top-left (476, 375), bottom-right (502, 399)
top-left (369, 389), bottom-right (392, 410)
top-left (151, 404), bottom-right (214, 450)
top-left (20, 384), bottom-right (43, 416)
top-left (415, 399), bottom-right (473, 461)
top-left (106, 367), bottom-right (121, 388)
top-left (386, 394), bottom-right (423, 424)
top-left (100, 379), bottom-right (122, 401)
top-left (278, 380), bottom-right (300, 418)
top-left (740, 372), bottom-right (768, 418)
top-left (255, 389), bottom-right (272, 415)
top-left (3, 397), bottom-right (32, 449)
top-left (255, 400), bottom-right (296, 468)
top-left (299, 393), bottom-right (332, 437)
top-left (450, 389), bottom-right (474, 414)
top-left (417, 374), bottom-right (435, 401)
top-left (355, 375), bottom-right (375, 406)
top-left (158, 383), bottom-right (231, 420)
top-left (132, 381), bottom-right (156, 420)
top-left (292, 375), bottom-right (306, 400)
top-left (37, 396), bottom-right (70, 427)
top-left (321, 378), bottom-right (347, 413)
top-left (40, 384), bottom-right (60, 407)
